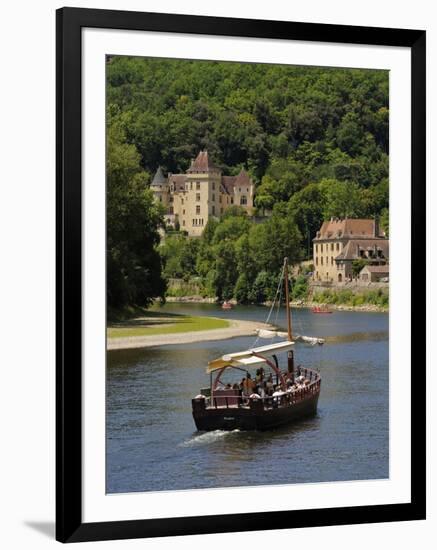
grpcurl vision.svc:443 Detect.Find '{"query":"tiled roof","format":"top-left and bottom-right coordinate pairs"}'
top-left (187, 150), bottom-right (219, 173)
top-left (315, 218), bottom-right (385, 240)
top-left (335, 239), bottom-right (389, 261)
top-left (221, 175), bottom-right (237, 194)
top-left (362, 265), bottom-right (390, 273)
top-left (221, 170), bottom-right (251, 194)
top-left (168, 174), bottom-right (186, 192)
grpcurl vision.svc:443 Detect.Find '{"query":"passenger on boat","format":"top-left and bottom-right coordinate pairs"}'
top-left (265, 374), bottom-right (274, 396)
top-left (243, 373), bottom-right (255, 395)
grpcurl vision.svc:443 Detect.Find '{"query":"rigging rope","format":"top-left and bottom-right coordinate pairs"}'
top-left (252, 263), bottom-right (285, 348)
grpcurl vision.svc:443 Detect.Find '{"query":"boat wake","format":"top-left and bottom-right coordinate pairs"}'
top-left (180, 430), bottom-right (240, 447)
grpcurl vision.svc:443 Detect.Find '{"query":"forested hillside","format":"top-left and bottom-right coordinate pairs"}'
top-left (107, 56), bottom-right (389, 306)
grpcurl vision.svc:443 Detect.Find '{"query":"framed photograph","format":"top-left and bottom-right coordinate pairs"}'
top-left (56, 7), bottom-right (426, 543)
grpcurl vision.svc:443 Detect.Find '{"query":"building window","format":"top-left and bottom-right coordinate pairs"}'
top-left (239, 188), bottom-right (241, 192)
top-left (196, 205), bottom-right (200, 215)
top-left (212, 194), bottom-right (215, 202)
top-left (212, 205), bottom-right (215, 215)
top-left (182, 220), bottom-right (185, 226)
top-left (181, 198), bottom-right (184, 205)
top-left (231, 197), bottom-right (234, 204)
top-left (336, 242), bottom-right (340, 251)
top-left (331, 243), bottom-right (334, 251)
top-left (196, 193), bottom-right (200, 202)
top-left (240, 195), bottom-right (247, 205)
top-left (316, 257), bottom-right (319, 266)
top-left (212, 182), bottom-right (215, 190)
top-left (220, 207), bottom-right (223, 214)
top-left (169, 207), bottom-right (173, 214)
top-left (190, 182), bottom-right (193, 190)
top-left (196, 182), bottom-right (200, 190)
top-left (219, 195), bottom-right (222, 203)
top-left (169, 196), bottom-right (174, 203)
top-left (183, 209), bottom-right (185, 215)
top-left (159, 196), bottom-right (162, 202)
top-left (321, 257), bottom-right (323, 265)
top-left (326, 257), bottom-right (328, 265)
top-left (331, 257), bottom-right (334, 266)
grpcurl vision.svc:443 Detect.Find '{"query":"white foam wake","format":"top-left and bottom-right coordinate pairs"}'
top-left (180, 429), bottom-right (240, 447)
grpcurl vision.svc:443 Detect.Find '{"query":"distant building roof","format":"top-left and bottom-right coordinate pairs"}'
top-left (314, 218), bottom-right (385, 240)
top-left (187, 150), bottom-right (219, 173)
top-left (335, 239), bottom-right (389, 261)
top-left (151, 166), bottom-right (166, 187)
top-left (221, 170), bottom-right (251, 194)
top-left (361, 265), bottom-right (390, 273)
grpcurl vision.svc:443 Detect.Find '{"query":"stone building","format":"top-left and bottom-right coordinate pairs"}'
top-left (150, 151), bottom-right (254, 237)
top-left (313, 218), bottom-right (389, 283)
top-left (359, 265), bottom-right (389, 283)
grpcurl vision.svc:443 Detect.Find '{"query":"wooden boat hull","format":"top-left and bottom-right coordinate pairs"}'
top-left (192, 389), bottom-right (320, 432)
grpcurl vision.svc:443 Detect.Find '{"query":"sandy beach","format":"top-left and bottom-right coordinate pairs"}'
top-left (107, 319), bottom-right (273, 351)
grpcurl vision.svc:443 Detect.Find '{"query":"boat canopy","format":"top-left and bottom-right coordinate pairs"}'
top-left (206, 340), bottom-right (295, 373)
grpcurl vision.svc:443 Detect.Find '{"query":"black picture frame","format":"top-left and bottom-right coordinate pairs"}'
top-left (56, 6), bottom-right (426, 543)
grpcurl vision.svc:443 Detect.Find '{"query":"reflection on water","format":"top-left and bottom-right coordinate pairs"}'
top-left (107, 304), bottom-right (388, 493)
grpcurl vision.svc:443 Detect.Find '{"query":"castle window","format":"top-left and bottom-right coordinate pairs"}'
top-left (196, 182), bottom-right (200, 190)
top-left (196, 193), bottom-right (200, 202)
top-left (331, 257), bottom-right (334, 265)
top-left (219, 195), bottom-right (222, 203)
top-left (326, 257), bottom-right (328, 265)
top-left (212, 194), bottom-right (215, 202)
top-left (190, 182), bottom-right (193, 190)
top-left (331, 243), bottom-right (334, 251)
top-left (240, 195), bottom-right (247, 205)
top-left (316, 257), bottom-right (318, 266)
top-left (231, 197), bottom-right (234, 204)
top-left (169, 207), bottom-right (173, 215)
top-left (212, 182), bottom-right (215, 190)
top-left (181, 198), bottom-right (184, 205)
top-left (239, 188), bottom-right (241, 192)
top-left (196, 205), bottom-right (200, 215)
top-left (182, 220), bottom-right (185, 226)
top-left (220, 207), bottom-right (223, 214)
top-left (169, 196), bottom-right (174, 203)
top-left (159, 196), bottom-right (162, 202)
top-left (183, 209), bottom-right (185, 215)
top-left (321, 257), bottom-right (323, 265)
top-left (212, 206), bottom-right (215, 215)
top-left (336, 243), bottom-right (340, 251)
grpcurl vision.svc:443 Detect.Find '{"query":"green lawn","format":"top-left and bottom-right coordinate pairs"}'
top-left (107, 315), bottom-right (229, 339)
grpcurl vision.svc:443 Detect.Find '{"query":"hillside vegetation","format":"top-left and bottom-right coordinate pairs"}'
top-left (107, 57), bottom-right (389, 306)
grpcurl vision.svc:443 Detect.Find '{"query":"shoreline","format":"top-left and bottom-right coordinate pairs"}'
top-left (107, 319), bottom-right (273, 351)
top-left (164, 296), bottom-right (388, 313)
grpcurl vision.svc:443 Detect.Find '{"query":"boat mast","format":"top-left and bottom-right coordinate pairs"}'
top-left (284, 257), bottom-right (292, 341)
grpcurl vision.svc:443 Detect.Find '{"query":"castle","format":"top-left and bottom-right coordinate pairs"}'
top-left (150, 151), bottom-right (255, 236)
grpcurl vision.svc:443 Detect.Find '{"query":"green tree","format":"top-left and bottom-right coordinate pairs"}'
top-left (107, 123), bottom-right (166, 308)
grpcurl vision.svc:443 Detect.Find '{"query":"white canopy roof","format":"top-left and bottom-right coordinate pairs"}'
top-left (207, 340), bottom-right (294, 373)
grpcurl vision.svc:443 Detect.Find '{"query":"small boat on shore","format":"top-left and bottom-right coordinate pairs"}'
top-left (192, 258), bottom-right (322, 431)
top-left (221, 301), bottom-right (233, 310)
top-left (312, 305), bottom-right (333, 314)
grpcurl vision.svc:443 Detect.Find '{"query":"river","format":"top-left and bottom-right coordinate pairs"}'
top-left (106, 303), bottom-right (388, 493)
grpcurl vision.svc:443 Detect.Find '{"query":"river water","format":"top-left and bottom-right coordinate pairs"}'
top-left (107, 304), bottom-right (388, 494)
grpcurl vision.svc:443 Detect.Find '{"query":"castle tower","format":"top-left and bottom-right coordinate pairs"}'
top-left (150, 166), bottom-right (168, 205)
top-left (185, 151), bottom-right (221, 236)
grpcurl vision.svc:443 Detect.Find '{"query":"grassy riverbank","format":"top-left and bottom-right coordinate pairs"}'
top-left (107, 311), bottom-right (229, 339)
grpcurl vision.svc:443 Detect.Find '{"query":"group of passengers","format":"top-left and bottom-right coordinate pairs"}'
top-left (219, 370), bottom-right (311, 404)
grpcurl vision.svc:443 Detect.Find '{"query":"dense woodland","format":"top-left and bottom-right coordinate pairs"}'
top-left (107, 57), bottom-right (389, 307)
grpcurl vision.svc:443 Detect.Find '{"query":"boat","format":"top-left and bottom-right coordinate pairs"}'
top-left (222, 301), bottom-right (233, 310)
top-left (312, 305), bottom-right (333, 314)
top-left (192, 258), bottom-right (322, 431)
